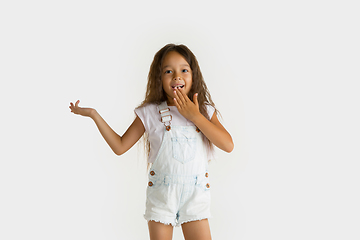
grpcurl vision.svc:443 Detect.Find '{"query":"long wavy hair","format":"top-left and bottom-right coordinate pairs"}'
top-left (137, 43), bottom-right (218, 162)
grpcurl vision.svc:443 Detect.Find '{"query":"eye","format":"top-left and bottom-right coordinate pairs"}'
top-left (182, 69), bottom-right (189, 73)
top-left (165, 70), bottom-right (172, 74)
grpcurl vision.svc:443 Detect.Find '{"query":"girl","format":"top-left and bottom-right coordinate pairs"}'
top-left (69, 44), bottom-right (233, 240)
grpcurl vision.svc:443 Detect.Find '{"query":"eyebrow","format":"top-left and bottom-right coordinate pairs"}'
top-left (162, 64), bottom-right (190, 69)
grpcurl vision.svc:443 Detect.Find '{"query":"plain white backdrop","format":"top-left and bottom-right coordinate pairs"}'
top-left (1, 0), bottom-right (359, 239)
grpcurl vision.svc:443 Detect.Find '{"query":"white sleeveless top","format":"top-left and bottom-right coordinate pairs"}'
top-left (134, 103), bottom-right (216, 163)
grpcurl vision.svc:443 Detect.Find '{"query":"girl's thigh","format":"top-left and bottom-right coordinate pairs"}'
top-left (148, 221), bottom-right (174, 240)
top-left (181, 219), bottom-right (212, 240)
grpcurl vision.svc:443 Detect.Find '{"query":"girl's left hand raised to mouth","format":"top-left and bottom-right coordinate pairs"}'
top-left (173, 88), bottom-right (201, 122)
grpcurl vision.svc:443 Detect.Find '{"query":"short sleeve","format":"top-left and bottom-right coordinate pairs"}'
top-left (206, 104), bottom-right (216, 120)
top-left (134, 106), bottom-right (147, 132)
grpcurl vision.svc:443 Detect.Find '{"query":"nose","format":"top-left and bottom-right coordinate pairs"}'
top-left (173, 76), bottom-right (181, 81)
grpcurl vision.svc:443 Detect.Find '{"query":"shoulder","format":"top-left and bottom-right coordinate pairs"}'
top-left (134, 103), bottom-right (160, 132)
top-left (134, 102), bottom-right (161, 124)
top-left (135, 103), bottom-right (158, 115)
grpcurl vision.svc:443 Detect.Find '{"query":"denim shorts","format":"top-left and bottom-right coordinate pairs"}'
top-left (144, 171), bottom-right (211, 227)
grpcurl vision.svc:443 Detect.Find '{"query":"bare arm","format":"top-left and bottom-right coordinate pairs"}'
top-left (69, 100), bottom-right (145, 156)
top-left (192, 112), bottom-right (233, 153)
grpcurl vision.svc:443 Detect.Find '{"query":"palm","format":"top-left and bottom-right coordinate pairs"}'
top-left (69, 100), bottom-right (94, 117)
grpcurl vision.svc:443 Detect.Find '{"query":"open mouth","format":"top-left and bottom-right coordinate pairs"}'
top-left (172, 85), bottom-right (184, 89)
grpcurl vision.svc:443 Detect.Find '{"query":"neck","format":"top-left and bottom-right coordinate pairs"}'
top-left (166, 97), bottom-right (176, 106)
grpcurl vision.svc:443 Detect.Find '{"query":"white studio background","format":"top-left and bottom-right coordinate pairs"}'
top-left (0, 0), bottom-right (359, 239)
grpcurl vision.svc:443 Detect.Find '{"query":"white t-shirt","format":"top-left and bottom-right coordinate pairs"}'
top-left (134, 102), bottom-right (216, 163)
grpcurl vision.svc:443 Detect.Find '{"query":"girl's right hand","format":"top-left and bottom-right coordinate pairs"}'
top-left (69, 100), bottom-right (95, 118)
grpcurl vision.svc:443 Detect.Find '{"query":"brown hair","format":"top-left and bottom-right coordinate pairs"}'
top-left (137, 43), bottom-right (218, 160)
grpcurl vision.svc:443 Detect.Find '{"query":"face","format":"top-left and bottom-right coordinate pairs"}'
top-left (161, 51), bottom-right (192, 105)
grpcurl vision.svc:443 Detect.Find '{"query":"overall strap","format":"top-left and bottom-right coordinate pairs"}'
top-left (158, 101), bottom-right (172, 131)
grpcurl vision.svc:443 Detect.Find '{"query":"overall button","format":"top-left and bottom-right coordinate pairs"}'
top-left (148, 181), bottom-right (153, 187)
top-left (150, 171), bottom-right (155, 176)
top-left (205, 172), bottom-right (209, 177)
top-left (206, 183), bottom-right (210, 188)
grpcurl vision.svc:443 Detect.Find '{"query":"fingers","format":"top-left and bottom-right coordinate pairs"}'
top-left (173, 89), bottom-right (183, 107)
top-left (193, 93), bottom-right (199, 108)
top-left (174, 95), bottom-right (181, 109)
top-left (69, 100), bottom-right (80, 113)
top-left (174, 88), bottom-right (188, 105)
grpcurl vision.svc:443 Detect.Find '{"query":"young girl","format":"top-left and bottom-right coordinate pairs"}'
top-left (69, 44), bottom-right (233, 240)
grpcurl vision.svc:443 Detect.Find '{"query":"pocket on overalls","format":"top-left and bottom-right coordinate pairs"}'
top-left (171, 137), bottom-right (197, 164)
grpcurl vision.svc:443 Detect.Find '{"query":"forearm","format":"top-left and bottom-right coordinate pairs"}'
top-left (191, 113), bottom-right (234, 153)
top-left (90, 109), bottom-right (122, 155)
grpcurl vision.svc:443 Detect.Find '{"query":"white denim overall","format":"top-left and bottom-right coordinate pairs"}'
top-left (144, 101), bottom-right (211, 227)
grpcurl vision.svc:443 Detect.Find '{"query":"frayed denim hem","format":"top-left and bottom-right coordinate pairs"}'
top-left (177, 214), bottom-right (212, 227)
top-left (144, 214), bottom-right (212, 227)
top-left (144, 214), bottom-right (177, 227)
